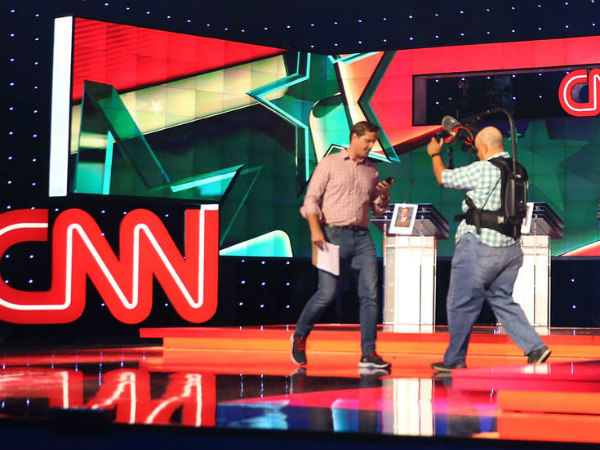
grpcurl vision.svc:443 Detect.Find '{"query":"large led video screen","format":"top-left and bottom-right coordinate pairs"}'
top-left (50, 17), bottom-right (600, 257)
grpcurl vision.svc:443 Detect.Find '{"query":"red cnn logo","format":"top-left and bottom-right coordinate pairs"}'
top-left (0, 206), bottom-right (219, 324)
top-left (559, 68), bottom-right (600, 117)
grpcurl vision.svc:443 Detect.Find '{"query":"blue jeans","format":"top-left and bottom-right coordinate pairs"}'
top-left (444, 233), bottom-right (544, 365)
top-left (295, 226), bottom-right (379, 355)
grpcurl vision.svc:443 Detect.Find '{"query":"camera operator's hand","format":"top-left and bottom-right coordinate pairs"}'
top-left (427, 137), bottom-right (444, 156)
top-left (427, 137), bottom-right (446, 185)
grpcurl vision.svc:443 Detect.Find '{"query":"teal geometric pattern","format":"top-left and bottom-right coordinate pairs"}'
top-left (76, 81), bottom-right (171, 192)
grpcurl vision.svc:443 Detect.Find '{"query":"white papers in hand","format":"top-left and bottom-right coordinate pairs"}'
top-left (312, 243), bottom-right (340, 276)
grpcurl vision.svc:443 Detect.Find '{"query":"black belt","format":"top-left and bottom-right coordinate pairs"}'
top-left (326, 224), bottom-right (368, 231)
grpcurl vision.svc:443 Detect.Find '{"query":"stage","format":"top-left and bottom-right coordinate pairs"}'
top-left (1, 325), bottom-right (600, 448)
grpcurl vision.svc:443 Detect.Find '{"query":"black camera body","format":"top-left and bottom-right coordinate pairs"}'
top-left (435, 128), bottom-right (477, 156)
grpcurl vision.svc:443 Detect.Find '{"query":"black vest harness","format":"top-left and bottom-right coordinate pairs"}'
top-left (457, 157), bottom-right (528, 239)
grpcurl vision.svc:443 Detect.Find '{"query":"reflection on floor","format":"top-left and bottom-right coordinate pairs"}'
top-left (2, 325), bottom-right (600, 447)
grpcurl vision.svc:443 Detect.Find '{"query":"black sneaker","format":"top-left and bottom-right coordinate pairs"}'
top-left (291, 333), bottom-right (307, 365)
top-left (527, 345), bottom-right (551, 364)
top-left (430, 361), bottom-right (466, 372)
top-left (358, 352), bottom-right (391, 369)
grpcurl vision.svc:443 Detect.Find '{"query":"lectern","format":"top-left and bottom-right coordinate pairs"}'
top-left (372, 204), bottom-right (449, 328)
top-left (513, 202), bottom-right (563, 327)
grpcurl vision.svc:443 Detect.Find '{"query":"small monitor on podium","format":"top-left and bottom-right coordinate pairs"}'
top-left (389, 203), bottom-right (418, 235)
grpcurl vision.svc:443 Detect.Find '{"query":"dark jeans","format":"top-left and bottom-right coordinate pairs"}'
top-left (444, 233), bottom-right (544, 364)
top-left (295, 226), bottom-right (379, 355)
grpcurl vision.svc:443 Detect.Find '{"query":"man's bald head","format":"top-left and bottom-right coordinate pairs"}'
top-left (474, 126), bottom-right (504, 160)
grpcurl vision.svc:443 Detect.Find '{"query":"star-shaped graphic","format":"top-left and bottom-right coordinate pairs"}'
top-left (248, 52), bottom-right (316, 194)
top-left (332, 52), bottom-right (401, 163)
top-left (516, 119), bottom-right (593, 255)
top-left (150, 99), bottom-right (163, 115)
top-left (248, 52), bottom-right (360, 195)
top-left (517, 120), bottom-right (586, 217)
top-left (248, 51), bottom-right (407, 196)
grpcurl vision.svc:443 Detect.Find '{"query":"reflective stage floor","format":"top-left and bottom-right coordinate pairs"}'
top-left (2, 325), bottom-right (600, 449)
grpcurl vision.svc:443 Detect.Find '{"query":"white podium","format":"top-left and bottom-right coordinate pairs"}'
top-left (512, 202), bottom-right (563, 327)
top-left (372, 204), bottom-right (449, 327)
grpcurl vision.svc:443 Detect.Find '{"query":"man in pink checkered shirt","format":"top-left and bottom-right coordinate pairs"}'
top-left (291, 121), bottom-right (394, 371)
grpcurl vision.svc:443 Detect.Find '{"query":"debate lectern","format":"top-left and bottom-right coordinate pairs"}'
top-left (371, 204), bottom-right (449, 328)
top-left (512, 202), bottom-right (563, 327)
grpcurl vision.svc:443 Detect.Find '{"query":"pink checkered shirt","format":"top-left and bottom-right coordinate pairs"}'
top-left (300, 149), bottom-right (387, 228)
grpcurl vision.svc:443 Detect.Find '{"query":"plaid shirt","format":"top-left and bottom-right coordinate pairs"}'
top-left (300, 149), bottom-right (387, 227)
top-left (441, 152), bottom-right (515, 247)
